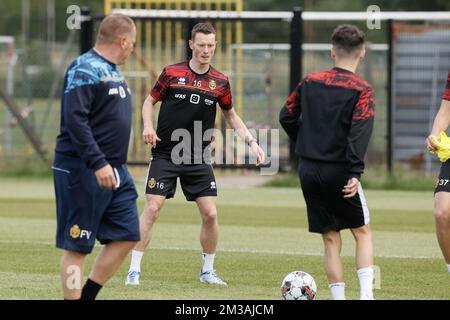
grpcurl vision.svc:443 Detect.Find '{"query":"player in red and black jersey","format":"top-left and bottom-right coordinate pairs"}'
top-left (149, 62), bottom-right (233, 162)
top-left (426, 69), bottom-right (450, 274)
top-left (125, 22), bottom-right (265, 286)
top-left (280, 25), bottom-right (375, 300)
top-left (444, 70), bottom-right (450, 101)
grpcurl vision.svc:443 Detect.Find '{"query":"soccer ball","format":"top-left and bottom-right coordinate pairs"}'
top-left (281, 271), bottom-right (317, 300)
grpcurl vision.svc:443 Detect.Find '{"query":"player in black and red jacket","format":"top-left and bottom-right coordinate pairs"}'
top-left (426, 69), bottom-right (450, 275)
top-left (280, 25), bottom-right (376, 300)
top-left (125, 22), bottom-right (265, 287)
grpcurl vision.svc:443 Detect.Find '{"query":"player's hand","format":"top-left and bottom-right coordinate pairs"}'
top-left (143, 126), bottom-right (161, 148)
top-left (342, 177), bottom-right (359, 199)
top-left (250, 142), bottom-right (265, 166)
top-left (426, 134), bottom-right (439, 152)
top-left (95, 164), bottom-right (117, 191)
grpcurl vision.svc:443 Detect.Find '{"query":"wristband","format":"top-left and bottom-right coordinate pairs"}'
top-left (247, 138), bottom-right (257, 146)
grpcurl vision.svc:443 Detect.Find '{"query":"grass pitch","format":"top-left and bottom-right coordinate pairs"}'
top-left (0, 178), bottom-right (449, 300)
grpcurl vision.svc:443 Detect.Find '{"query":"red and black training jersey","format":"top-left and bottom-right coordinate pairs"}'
top-left (150, 61), bottom-right (232, 162)
top-left (443, 70), bottom-right (450, 101)
top-left (279, 67), bottom-right (375, 180)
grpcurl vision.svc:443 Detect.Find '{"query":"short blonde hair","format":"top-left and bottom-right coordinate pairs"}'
top-left (96, 14), bottom-right (135, 44)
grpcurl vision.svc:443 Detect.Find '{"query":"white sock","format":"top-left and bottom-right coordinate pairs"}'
top-left (201, 253), bottom-right (215, 273)
top-left (447, 264), bottom-right (450, 273)
top-left (328, 282), bottom-right (346, 300)
top-left (357, 267), bottom-right (374, 300)
top-left (129, 250), bottom-right (144, 272)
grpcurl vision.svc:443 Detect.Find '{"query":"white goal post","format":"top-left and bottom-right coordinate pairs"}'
top-left (111, 9), bottom-right (450, 22)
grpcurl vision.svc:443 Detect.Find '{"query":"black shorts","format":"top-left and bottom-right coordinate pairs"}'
top-left (145, 157), bottom-right (217, 201)
top-left (298, 158), bottom-right (370, 234)
top-left (435, 160), bottom-right (450, 193)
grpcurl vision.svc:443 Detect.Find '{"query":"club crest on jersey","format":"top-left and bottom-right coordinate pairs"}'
top-left (178, 77), bottom-right (186, 85)
top-left (209, 80), bottom-right (216, 90)
top-left (148, 178), bottom-right (156, 189)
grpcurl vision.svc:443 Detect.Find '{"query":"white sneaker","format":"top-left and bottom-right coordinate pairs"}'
top-left (125, 270), bottom-right (140, 285)
top-left (199, 270), bottom-right (227, 286)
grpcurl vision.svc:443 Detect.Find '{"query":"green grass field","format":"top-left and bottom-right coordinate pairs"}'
top-left (0, 177), bottom-right (449, 300)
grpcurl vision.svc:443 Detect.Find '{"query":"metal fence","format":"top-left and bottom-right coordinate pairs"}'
top-left (1, 7), bottom-right (450, 175)
top-left (0, 33), bottom-right (79, 170)
top-left (392, 22), bottom-right (450, 173)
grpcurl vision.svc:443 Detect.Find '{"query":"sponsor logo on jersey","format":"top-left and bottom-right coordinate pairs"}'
top-left (190, 94), bottom-right (200, 104)
top-left (148, 177), bottom-right (156, 189)
top-left (108, 88), bottom-right (119, 95)
top-left (204, 98), bottom-right (214, 106)
top-left (178, 77), bottom-right (186, 85)
top-left (175, 93), bottom-right (186, 99)
top-left (209, 80), bottom-right (216, 90)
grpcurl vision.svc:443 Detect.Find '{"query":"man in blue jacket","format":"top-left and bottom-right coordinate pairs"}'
top-left (52, 13), bottom-right (139, 300)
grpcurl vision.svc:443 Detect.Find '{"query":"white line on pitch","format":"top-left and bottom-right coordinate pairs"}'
top-left (0, 240), bottom-right (439, 260)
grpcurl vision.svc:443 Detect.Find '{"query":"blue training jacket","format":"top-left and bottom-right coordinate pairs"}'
top-left (55, 49), bottom-right (132, 170)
